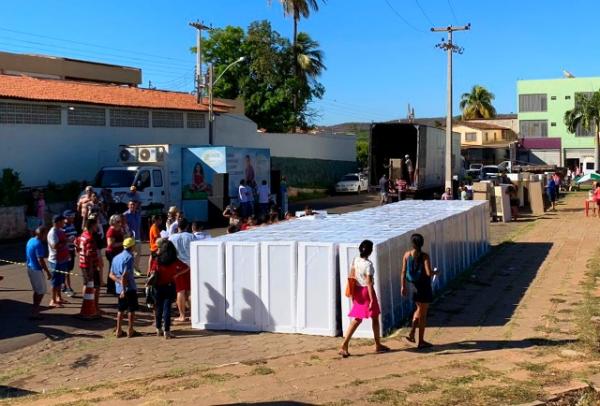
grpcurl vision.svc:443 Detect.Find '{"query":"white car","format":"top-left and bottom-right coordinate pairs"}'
top-left (335, 173), bottom-right (369, 194)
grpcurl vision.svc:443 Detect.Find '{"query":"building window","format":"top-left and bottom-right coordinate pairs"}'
top-left (565, 95), bottom-right (571, 100)
top-left (465, 132), bottom-right (477, 142)
top-left (551, 96), bottom-right (557, 100)
top-left (519, 94), bottom-right (547, 112)
top-left (67, 106), bottom-right (106, 126)
top-left (153, 169), bottom-right (163, 187)
top-left (187, 112), bottom-right (206, 128)
top-left (0, 102), bottom-right (61, 124)
top-left (551, 122), bottom-right (556, 127)
top-left (110, 108), bottom-right (149, 127)
top-left (519, 120), bottom-right (548, 138)
top-left (152, 110), bottom-right (183, 128)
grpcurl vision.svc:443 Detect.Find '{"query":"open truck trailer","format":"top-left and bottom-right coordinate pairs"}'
top-left (368, 123), bottom-right (462, 198)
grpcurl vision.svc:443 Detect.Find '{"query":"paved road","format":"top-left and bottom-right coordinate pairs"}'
top-left (0, 193), bottom-right (380, 353)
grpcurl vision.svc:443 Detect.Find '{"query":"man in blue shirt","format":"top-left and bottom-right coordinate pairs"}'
top-left (25, 226), bottom-right (51, 319)
top-left (109, 238), bottom-right (139, 338)
top-left (123, 201), bottom-right (142, 276)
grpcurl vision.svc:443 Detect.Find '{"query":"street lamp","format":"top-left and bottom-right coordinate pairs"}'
top-left (207, 56), bottom-right (246, 145)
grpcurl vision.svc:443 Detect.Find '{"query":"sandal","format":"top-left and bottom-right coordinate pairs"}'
top-left (417, 341), bottom-right (433, 349)
top-left (115, 329), bottom-right (126, 338)
top-left (405, 335), bottom-right (416, 343)
top-left (338, 348), bottom-right (350, 358)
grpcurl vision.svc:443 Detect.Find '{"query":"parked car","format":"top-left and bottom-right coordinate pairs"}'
top-left (335, 173), bottom-right (369, 194)
top-left (481, 165), bottom-right (500, 180)
top-left (469, 163), bottom-right (483, 171)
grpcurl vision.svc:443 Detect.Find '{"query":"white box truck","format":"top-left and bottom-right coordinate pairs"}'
top-left (94, 144), bottom-right (271, 221)
top-left (368, 123), bottom-right (462, 196)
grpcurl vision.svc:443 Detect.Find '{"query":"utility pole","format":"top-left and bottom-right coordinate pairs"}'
top-left (189, 21), bottom-right (212, 103)
top-left (208, 64), bottom-right (214, 145)
top-left (431, 24), bottom-right (470, 190)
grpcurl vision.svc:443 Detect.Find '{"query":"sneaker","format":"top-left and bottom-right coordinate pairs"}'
top-left (134, 269), bottom-right (143, 278)
top-left (156, 328), bottom-right (163, 337)
top-left (65, 288), bottom-right (74, 298)
top-left (164, 331), bottom-right (174, 340)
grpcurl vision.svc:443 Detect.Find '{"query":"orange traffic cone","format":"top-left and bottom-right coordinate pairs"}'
top-left (78, 281), bottom-right (100, 319)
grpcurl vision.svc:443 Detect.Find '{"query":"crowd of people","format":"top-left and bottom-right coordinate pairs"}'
top-left (23, 185), bottom-right (214, 339)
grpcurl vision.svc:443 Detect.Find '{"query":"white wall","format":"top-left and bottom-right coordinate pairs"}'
top-left (0, 104), bottom-right (356, 187)
top-left (215, 114), bottom-right (357, 162)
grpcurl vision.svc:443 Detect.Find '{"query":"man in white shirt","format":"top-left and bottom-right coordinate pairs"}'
top-left (257, 180), bottom-right (270, 219)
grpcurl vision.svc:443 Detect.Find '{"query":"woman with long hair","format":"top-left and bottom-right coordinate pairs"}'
top-left (339, 239), bottom-right (390, 357)
top-left (151, 238), bottom-right (189, 339)
top-left (401, 233), bottom-right (438, 349)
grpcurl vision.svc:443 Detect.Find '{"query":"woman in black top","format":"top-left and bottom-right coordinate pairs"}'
top-left (401, 233), bottom-right (438, 349)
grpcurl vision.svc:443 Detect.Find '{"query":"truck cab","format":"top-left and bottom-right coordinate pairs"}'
top-left (93, 165), bottom-right (167, 214)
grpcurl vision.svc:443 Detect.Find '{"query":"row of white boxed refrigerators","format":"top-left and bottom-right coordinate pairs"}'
top-left (189, 200), bottom-right (490, 337)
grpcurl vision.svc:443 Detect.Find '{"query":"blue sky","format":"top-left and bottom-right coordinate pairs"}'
top-left (3, 1), bottom-right (600, 125)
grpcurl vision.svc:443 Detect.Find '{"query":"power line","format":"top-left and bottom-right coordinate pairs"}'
top-left (0, 25), bottom-right (191, 64)
top-left (414, 0), bottom-right (434, 26)
top-left (382, 0), bottom-right (428, 34)
top-left (0, 36), bottom-right (191, 70)
top-left (447, 0), bottom-right (459, 24)
top-left (0, 42), bottom-right (190, 76)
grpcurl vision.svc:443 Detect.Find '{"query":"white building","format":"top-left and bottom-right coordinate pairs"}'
top-left (0, 73), bottom-right (356, 188)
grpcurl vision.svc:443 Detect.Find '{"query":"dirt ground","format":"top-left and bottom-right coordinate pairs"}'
top-left (3, 192), bottom-right (600, 405)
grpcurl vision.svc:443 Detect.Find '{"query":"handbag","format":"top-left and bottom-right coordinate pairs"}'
top-left (344, 259), bottom-right (357, 298)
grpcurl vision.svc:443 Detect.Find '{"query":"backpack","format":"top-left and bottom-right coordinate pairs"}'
top-left (406, 254), bottom-right (423, 283)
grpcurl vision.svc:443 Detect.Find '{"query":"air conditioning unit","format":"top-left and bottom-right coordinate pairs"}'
top-left (119, 147), bottom-right (138, 162)
top-left (138, 147), bottom-right (158, 163)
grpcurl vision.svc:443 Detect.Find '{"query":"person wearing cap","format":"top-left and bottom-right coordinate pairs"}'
top-left (123, 200), bottom-right (142, 275)
top-left (62, 210), bottom-right (77, 297)
top-left (109, 237), bottom-right (139, 338)
top-left (47, 214), bottom-right (71, 307)
top-left (77, 186), bottom-right (94, 231)
top-left (25, 226), bottom-right (51, 319)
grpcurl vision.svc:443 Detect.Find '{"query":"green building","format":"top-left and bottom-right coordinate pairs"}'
top-left (517, 76), bottom-right (600, 169)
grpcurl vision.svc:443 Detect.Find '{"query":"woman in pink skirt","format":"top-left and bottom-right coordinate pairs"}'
top-left (339, 239), bottom-right (390, 357)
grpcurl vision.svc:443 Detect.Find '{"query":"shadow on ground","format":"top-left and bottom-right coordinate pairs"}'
top-left (428, 241), bottom-right (552, 328)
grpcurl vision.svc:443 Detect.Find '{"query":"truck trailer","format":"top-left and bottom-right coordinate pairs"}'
top-left (368, 123), bottom-right (462, 196)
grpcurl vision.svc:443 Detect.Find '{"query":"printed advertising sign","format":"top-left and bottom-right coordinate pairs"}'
top-left (226, 148), bottom-right (271, 198)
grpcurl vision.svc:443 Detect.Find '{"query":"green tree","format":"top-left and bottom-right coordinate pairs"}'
top-left (195, 21), bottom-right (325, 132)
top-left (356, 140), bottom-right (368, 170)
top-left (459, 85), bottom-right (497, 120)
top-left (564, 91), bottom-right (600, 171)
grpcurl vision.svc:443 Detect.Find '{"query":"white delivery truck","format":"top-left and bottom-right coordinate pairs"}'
top-left (94, 144), bottom-right (271, 222)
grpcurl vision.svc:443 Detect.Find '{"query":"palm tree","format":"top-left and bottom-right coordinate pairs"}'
top-left (564, 91), bottom-right (600, 171)
top-left (295, 32), bottom-right (325, 82)
top-left (270, 0), bottom-right (325, 129)
top-left (272, 0), bottom-right (324, 47)
top-left (459, 85), bottom-right (497, 120)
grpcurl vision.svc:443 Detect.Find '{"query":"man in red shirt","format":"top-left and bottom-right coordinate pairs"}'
top-left (77, 217), bottom-right (101, 313)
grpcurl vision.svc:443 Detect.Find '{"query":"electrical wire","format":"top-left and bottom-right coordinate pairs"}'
top-left (447, 0), bottom-right (459, 24)
top-left (382, 0), bottom-right (428, 34)
top-left (0, 25), bottom-right (191, 64)
top-left (0, 36), bottom-right (191, 70)
top-left (414, 0), bottom-right (435, 26)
